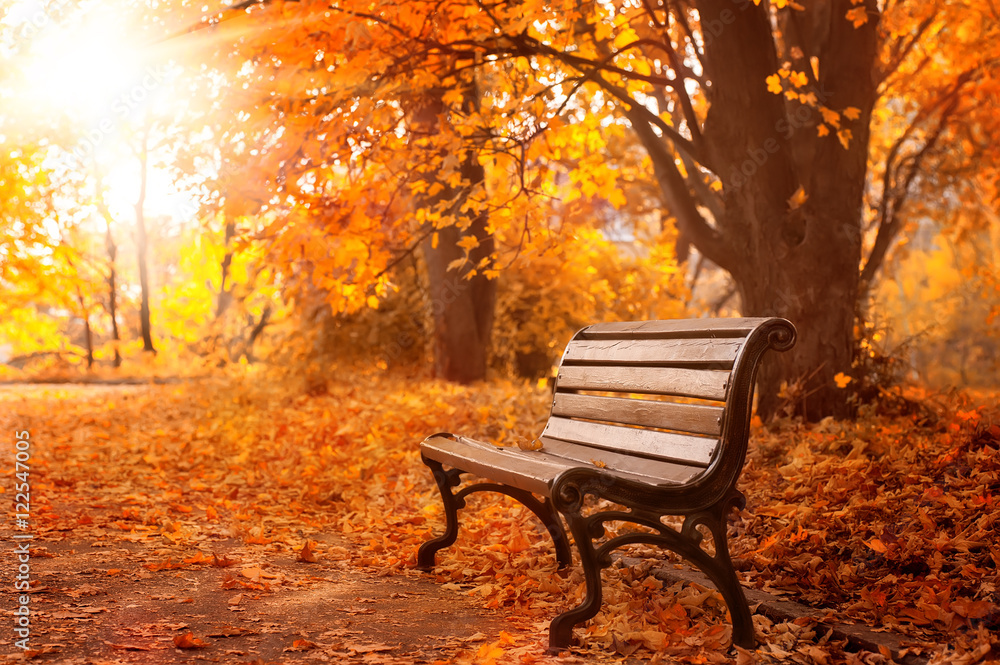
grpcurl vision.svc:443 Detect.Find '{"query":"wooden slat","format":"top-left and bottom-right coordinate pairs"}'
top-left (421, 435), bottom-right (706, 496)
top-left (563, 338), bottom-right (741, 366)
top-left (421, 435), bottom-right (570, 496)
top-left (556, 365), bottom-right (729, 400)
top-left (551, 393), bottom-right (723, 436)
top-left (541, 417), bottom-right (718, 466)
top-left (581, 318), bottom-right (770, 339)
top-left (538, 438), bottom-right (705, 486)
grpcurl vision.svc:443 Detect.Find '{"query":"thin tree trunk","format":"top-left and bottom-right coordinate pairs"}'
top-left (106, 219), bottom-right (122, 368)
top-left (242, 304), bottom-right (272, 362)
top-left (217, 220), bottom-right (236, 318)
top-left (82, 317), bottom-right (94, 370)
top-left (135, 129), bottom-right (155, 353)
top-left (92, 161), bottom-right (123, 368)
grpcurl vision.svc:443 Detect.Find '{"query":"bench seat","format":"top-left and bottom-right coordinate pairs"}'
top-left (422, 434), bottom-right (708, 496)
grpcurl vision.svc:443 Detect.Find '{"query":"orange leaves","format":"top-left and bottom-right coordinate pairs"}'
top-left (950, 598), bottom-right (994, 620)
top-left (172, 632), bottom-right (210, 649)
top-left (183, 551), bottom-right (212, 565)
top-left (143, 558), bottom-right (185, 572)
top-left (10, 365), bottom-right (998, 662)
top-left (213, 552), bottom-right (237, 568)
top-left (845, 6), bottom-right (869, 27)
top-left (297, 541), bottom-right (319, 563)
top-left (741, 391), bottom-right (1000, 643)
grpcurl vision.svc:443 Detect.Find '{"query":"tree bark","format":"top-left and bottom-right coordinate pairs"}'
top-left (412, 88), bottom-right (496, 384)
top-left (623, 0), bottom-right (881, 419)
top-left (105, 218), bottom-right (122, 368)
top-left (217, 220), bottom-right (236, 318)
top-left (135, 129), bottom-right (156, 354)
top-left (422, 216), bottom-right (496, 384)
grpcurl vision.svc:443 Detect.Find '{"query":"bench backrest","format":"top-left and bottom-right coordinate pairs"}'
top-left (542, 318), bottom-right (796, 475)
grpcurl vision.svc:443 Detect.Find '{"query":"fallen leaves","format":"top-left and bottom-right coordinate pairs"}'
top-left (172, 632), bottom-right (211, 649)
top-left (4, 375), bottom-right (997, 664)
top-left (297, 540), bottom-right (319, 563)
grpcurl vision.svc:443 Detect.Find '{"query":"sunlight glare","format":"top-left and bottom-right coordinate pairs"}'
top-left (17, 11), bottom-right (145, 121)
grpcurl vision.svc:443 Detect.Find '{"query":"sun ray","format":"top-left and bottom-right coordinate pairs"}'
top-left (13, 5), bottom-right (150, 124)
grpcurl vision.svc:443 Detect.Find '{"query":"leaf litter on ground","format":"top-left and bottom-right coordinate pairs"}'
top-left (0, 372), bottom-right (996, 664)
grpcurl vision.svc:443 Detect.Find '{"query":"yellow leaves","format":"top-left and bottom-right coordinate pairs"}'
top-left (476, 640), bottom-right (504, 664)
top-left (798, 91), bottom-right (818, 106)
top-left (770, 69), bottom-right (810, 96)
top-left (441, 88), bottom-right (465, 107)
top-left (587, 8), bottom-right (624, 44)
top-left (816, 124), bottom-right (830, 137)
top-left (834, 372), bottom-right (853, 388)
top-left (456, 234), bottom-right (480, 251)
top-left (630, 58), bottom-right (652, 78)
top-left (843, 106), bottom-right (861, 120)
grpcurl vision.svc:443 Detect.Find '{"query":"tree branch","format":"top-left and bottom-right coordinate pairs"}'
top-left (621, 103), bottom-right (735, 271)
top-left (860, 76), bottom-right (970, 292)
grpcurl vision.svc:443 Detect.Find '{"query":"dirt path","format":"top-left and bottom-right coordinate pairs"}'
top-left (2, 534), bottom-right (528, 664)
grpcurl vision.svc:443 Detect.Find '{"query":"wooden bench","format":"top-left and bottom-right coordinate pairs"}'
top-left (416, 317), bottom-right (796, 650)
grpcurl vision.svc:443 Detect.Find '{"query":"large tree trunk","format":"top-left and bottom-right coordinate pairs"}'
top-left (422, 215), bottom-right (496, 383)
top-left (412, 87), bottom-right (496, 383)
top-left (625, 0), bottom-right (880, 419)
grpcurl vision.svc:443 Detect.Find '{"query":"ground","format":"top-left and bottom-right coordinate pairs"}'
top-left (6, 534), bottom-right (519, 663)
top-left (0, 377), bottom-right (996, 664)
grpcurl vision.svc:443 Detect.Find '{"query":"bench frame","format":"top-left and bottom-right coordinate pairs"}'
top-left (417, 317), bottom-right (796, 650)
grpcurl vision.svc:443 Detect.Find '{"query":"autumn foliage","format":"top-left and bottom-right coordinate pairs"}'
top-left (1, 0), bottom-right (999, 661)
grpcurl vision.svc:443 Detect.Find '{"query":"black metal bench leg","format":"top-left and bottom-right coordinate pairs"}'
top-left (681, 501), bottom-right (756, 649)
top-left (543, 499), bottom-right (573, 569)
top-left (548, 514), bottom-right (604, 651)
top-left (417, 458), bottom-right (464, 570)
top-left (702, 532), bottom-right (754, 648)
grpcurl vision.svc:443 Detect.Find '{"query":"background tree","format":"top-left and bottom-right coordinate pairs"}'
top-left (189, 0), bottom-right (994, 419)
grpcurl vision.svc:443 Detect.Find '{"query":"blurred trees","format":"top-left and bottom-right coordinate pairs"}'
top-left (0, 0), bottom-right (996, 408)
